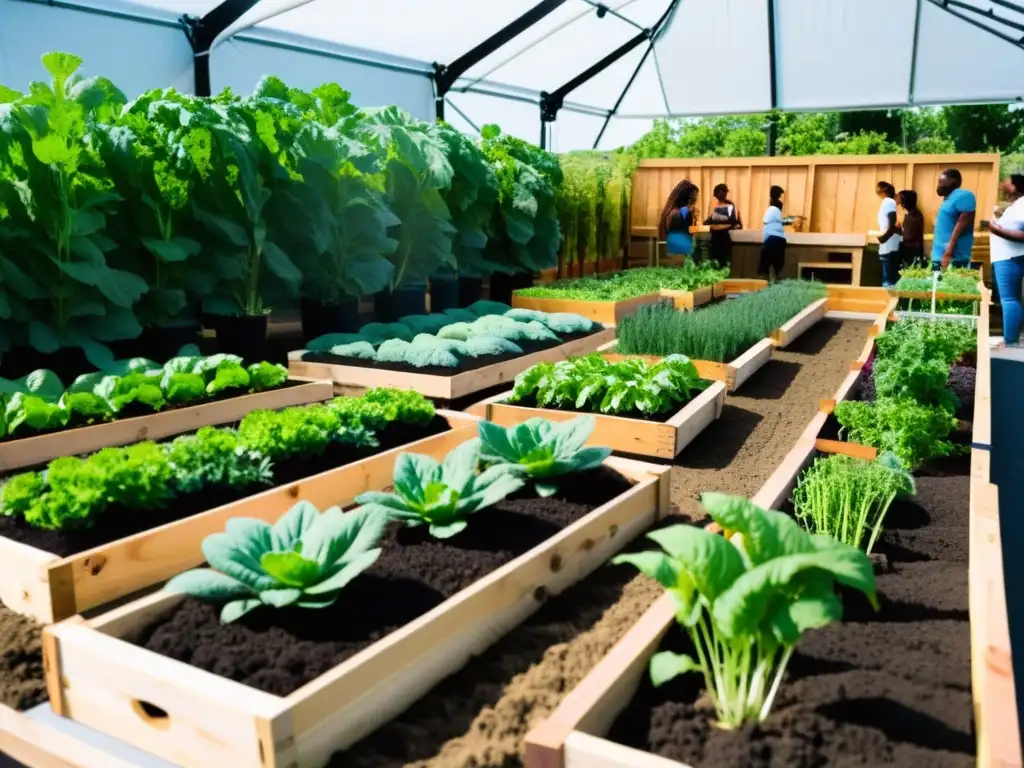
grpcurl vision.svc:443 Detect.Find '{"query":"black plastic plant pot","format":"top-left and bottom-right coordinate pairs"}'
top-left (375, 283), bottom-right (427, 322)
top-left (458, 276), bottom-right (483, 307)
top-left (139, 323), bottom-right (202, 361)
top-left (429, 275), bottom-right (460, 313)
top-left (215, 314), bottom-right (269, 363)
top-left (489, 272), bottom-right (535, 305)
top-left (300, 297), bottom-right (360, 342)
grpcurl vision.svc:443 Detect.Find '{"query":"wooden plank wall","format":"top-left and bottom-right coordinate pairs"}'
top-left (631, 154), bottom-right (1001, 237)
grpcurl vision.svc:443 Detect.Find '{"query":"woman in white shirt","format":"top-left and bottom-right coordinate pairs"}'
top-left (759, 186), bottom-right (786, 281)
top-left (875, 181), bottom-right (901, 287)
top-left (989, 174), bottom-right (1024, 346)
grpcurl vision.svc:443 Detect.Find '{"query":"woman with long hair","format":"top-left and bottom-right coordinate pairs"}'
top-left (705, 182), bottom-right (742, 269)
top-left (658, 179), bottom-right (699, 261)
top-left (989, 174), bottom-right (1024, 346)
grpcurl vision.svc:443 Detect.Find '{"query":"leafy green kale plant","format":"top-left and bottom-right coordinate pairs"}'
top-left (355, 440), bottom-right (522, 538)
top-left (834, 398), bottom-right (958, 470)
top-left (478, 416), bottom-right (611, 497)
top-left (165, 501), bottom-right (387, 623)
top-left (614, 493), bottom-right (877, 729)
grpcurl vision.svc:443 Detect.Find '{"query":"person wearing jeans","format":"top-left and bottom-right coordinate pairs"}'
top-left (989, 175), bottom-right (1024, 346)
top-left (932, 168), bottom-right (976, 270)
top-left (875, 182), bottom-right (901, 287)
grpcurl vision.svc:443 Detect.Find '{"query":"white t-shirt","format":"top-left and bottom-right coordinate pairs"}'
top-left (763, 206), bottom-right (785, 241)
top-left (877, 197), bottom-right (901, 255)
top-left (991, 197), bottom-right (1024, 263)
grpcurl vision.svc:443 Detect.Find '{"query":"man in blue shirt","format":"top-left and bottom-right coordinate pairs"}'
top-left (932, 168), bottom-right (976, 269)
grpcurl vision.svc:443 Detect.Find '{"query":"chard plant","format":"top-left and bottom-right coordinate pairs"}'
top-left (478, 416), bottom-right (611, 497)
top-left (354, 439), bottom-right (524, 538)
top-left (165, 501), bottom-right (386, 622)
top-left (792, 453), bottom-right (915, 553)
top-left (614, 493), bottom-right (877, 729)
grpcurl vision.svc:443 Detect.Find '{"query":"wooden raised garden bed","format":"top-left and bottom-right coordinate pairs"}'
top-left (0, 411), bottom-right (479, 624)
top-left (287, 327), bottom-right (616, 401)
top-left (721, 278), bottom-right (767, 295)
top-left (0, 702), bottom-right (133, 768)
top-left (43, 455), bottom-right (672, 768)
top-left (510, 293), bottom-right (664, 326)
top-left (0, 379), bottom-right (334, 474)
top-left (770, 297), bottom-right (829, 348)
top-left (481, 381), bottom-right (727, 460)
top-left (658, 283), bottom-right (716, 312)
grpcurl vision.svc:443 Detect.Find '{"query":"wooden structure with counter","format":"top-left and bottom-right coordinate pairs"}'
top-left (630, 154), bottom-right (1000, 287)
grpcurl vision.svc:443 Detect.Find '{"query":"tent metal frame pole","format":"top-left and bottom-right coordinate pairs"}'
top-left (182, 0), bottom-right (262, 96)
top-left (593, 42), bottom-right (654, 148)
top-left (433, 0), bottom-right (569, 120)
top-left (765, 0), bottom-right (779, 156)
top-left (943, 0), bottom-right (1024, 33)
top-left (908, 0), bottom-right (924, 104)
top-left (925, 0), bottom-right (1024, 50)
top-left (541, 0), bottom-right (679, 138)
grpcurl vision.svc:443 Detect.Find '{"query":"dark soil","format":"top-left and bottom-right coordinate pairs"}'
top-left (133, 466), bottom-right (634, 697)
top-left (606, 457), bottom-right (973, 768)
top-left (301, 329), bottom-right (602, 377)
top-left (0, 417), bottom-right (449, 558)
top-left (0, 380), bottom-right (303, 446)
top-left (0, 607), bottom-right (46, 711)
top-left (334, 319), bottom-right (876, 768)
top-left (857, 364), bottom-right (976, 420)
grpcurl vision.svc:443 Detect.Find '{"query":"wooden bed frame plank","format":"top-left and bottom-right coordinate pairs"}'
top-left (44, 457), bottom-right (672, 768)
top-left (771, 298), bottom-right (829, 348)
top-left (511, 294), bottom-right (664, 326)
top-left (0, 380), bottom-right (334, 474)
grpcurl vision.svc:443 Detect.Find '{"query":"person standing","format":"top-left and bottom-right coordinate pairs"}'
top-left (897, 189), bottom-right (925, 269)
top-left (658, 180), bottom-right (700, 262)
top-left (988, 175), bottom-right (1024, 346)
top-left (933, 168), bottom-right (976, 270)
top-left (875, 182), bottom-right (902, 287)
top-left (705, 183), bottom-right (742, 269)
top-left (759, 185), bottom-right (787, 281)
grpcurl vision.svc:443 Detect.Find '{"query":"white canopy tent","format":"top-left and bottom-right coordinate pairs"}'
top-left (3, 0), bottom-right (1024, 151)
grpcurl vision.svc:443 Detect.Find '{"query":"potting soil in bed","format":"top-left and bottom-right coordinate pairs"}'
top-left (0, 417), bottom-right (450, 557)
top-left (335, 319), bottom-right (874, 768)
top-left (301, 329), bottom-right (602, 376)
top-left (607, 460), bottom-right (973, 768)
top-left (133, 466), bottom-right (634, 696)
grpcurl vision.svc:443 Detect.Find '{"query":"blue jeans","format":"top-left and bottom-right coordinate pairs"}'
top-left (879, 251), bottom-right (898, 287)
top-left (993, 256), bottom-right (1024, 345)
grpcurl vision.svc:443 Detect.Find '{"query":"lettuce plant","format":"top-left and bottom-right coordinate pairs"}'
top-left (205, 361), bottom-right (251, 396)
top-left (165, 501), bottom-right (387, 623)
top-left (355, 440), bottom-right (523, 538)
top-left (478, 416), bottom-right (611, 497)
top-left (166, 427), bottom-right (273, 495)
top-left (614, 493), bottom-right (877, 729)
top-left (247, 362), bottom-right (289, 391)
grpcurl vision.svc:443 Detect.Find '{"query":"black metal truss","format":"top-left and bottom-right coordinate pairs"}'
top-left (925, 0), bottom-right (1024, 50)
top-left (433, 0), bottom-right (570, 120)
top-left (181, 0), bottom-right (262, 96)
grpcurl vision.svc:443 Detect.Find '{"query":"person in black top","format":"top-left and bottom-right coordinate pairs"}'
top-left (896, 189), bottom-right (925, 269)
top-left (705, 183), bottom-right (742, 269)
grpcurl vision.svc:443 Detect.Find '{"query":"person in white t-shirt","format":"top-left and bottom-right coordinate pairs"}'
top-left (989, 174), bottom-right (1024, 346)
top-left (759, 186), bottom-right (786, 281)
top-left (876, 182), bottom-right (902, 287)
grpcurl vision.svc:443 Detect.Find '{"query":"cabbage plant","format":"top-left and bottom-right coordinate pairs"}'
top-left (478, 416), bottom-right (611, 497)
top-left (354, 439), bottom-right (523, 538)
top-left (613, 493), bottom-right (877, 729)
top-left (165, 501), bottom-right (386, 623)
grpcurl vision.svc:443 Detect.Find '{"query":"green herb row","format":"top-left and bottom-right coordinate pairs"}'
top-left (0, 354), bottom-right (289, 441)
top-left (835, 318), bottom-right (975, 468)
top-left (617, 280), bottom-right (827, 362)
top-left (302, 307), bottom-right (598, 369)
top-left (514, 264), bottom-right (728, 302)
top-left (0, 389), bottom-right (434, 531)
top-left (168, 416), bottom-right (611, 621)
top-left (893, 266), bottom-right (981, 296)
top-left (509, 354), bottom-right (708, 417)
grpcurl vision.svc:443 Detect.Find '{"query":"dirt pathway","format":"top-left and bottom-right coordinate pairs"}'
top-left (338, 318), bottom-right (871, 768)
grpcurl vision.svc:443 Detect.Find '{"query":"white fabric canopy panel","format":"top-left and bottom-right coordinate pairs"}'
top-left (4, 0), bottom-right (1024, 151)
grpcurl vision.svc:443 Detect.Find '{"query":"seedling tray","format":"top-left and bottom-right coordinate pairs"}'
top-left (286, 328), bottom-right (616, 400)
top-left (481, 381), bottom-right (725, 460)
top-left (0, 379), bottom-right (334, 474)
top-left (0, 411), bottom-right (478, 623)
top-left (43, 456), bottom-right (671, 768)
